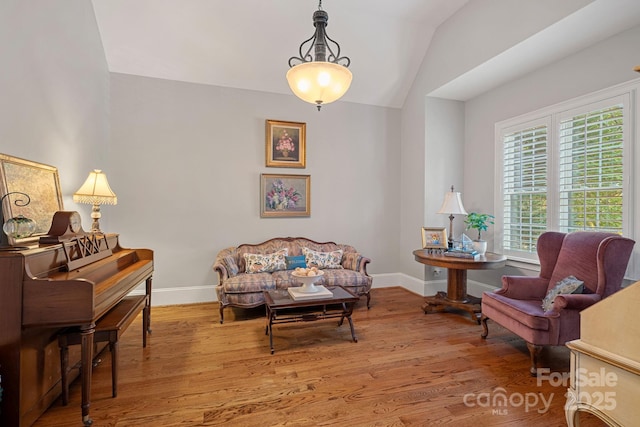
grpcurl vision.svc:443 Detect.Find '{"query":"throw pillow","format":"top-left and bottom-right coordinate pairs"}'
top-left (302, 247), bottom-right (343, 269)
top-left (342, 252), bottom-right (361, 271)
top-left (222, 255), bottom-right (239, 277)
top-left (243, 249), bottom-right (288, 274)
top-left (285, 255), bottom-right (307, 270)
top-left (541, 275), bottom-right (584, 312)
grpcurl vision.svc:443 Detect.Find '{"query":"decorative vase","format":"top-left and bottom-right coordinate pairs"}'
top-left (281, 150), bottom-right (289, 157)
top-left (472, 240), bottom-right (487, 255)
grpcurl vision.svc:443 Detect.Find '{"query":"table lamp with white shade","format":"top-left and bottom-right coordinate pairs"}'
top-left (73, 169), bottom-right (117, 234)
top-left (437, 185), bottom-right (467, 249)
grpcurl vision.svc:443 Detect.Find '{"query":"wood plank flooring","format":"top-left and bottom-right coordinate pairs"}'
top-left (34, 287), bottom-right (606, 426)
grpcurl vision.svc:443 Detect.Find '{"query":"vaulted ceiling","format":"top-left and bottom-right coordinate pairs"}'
top-left (92, 0), bottom-right (640, 108)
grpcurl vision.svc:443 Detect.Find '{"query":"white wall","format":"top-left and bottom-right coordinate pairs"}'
top-left (0, 0), bottom-right (108, 208)
top-left (462, 24), bottom-right (640, 284)
top-left (108, 74), bottom-right (401, 302)
top-left (5, 0), bottom-right (639, 306)
top-left (399, 0), bottom-right (595, 283)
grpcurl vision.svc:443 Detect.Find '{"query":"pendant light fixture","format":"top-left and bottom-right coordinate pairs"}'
top-left (286, 0), bottom-right (352, 111)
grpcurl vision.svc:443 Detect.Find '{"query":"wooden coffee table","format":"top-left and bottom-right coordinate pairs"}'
top-left (264, 286), bottom-right (359, 354)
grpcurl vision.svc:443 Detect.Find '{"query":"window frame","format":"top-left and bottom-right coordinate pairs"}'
top-left (494, 80), bottom-right (638, 278)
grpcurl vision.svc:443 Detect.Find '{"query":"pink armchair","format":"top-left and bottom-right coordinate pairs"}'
top-left (480, 231), bottom-right (635, 375)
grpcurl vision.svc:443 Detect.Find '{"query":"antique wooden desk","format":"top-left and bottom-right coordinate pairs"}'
top-left (413, 250), bottom-right (506, 323)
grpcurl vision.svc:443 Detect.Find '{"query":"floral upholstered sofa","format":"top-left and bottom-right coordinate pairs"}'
top-left (213, 237), bottom-right (372, 323)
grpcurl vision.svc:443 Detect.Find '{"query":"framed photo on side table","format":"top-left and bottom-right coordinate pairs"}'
top-left (265, 120), bottom-right (306, 168)
top-left (260, 174), bottom-right (310, 218)
top-left (421, 227), bottom-right (448, 249)
top-left (0, 153), bottom-right (64, 245)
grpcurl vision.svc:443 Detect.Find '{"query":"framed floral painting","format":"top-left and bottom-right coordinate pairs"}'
top-left (265, 119), bottom-right (306, 168)
top-left (260, 174), bottom-right (310, 217)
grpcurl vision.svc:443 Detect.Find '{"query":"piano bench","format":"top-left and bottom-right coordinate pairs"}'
top-left (58, 294), bottom-right (148, 406)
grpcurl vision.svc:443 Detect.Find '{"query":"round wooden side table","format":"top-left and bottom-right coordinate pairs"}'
top-left (413, 249), bottom-right (506, 323)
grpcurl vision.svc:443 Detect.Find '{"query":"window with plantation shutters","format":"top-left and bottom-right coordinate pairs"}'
top-left (558, 102), bottom-right (624, 234)
top-left (502, 123), bottom-right (548, 254)
top-left (495, 89), bottom-right (632, 263)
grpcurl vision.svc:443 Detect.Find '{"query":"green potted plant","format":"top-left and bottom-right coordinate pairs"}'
top-left (464, 212), bottom-right (495, 255)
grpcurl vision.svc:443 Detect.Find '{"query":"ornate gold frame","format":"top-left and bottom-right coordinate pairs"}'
top-left (0, 153), bottom-right (63, 245)
top-left (260, 174), bottom-right (310, 218)
top-left (265, 119), bottom-right (306, 168)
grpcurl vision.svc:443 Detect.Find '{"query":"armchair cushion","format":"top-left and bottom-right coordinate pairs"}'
top-left (541, 276), bottom-right (584, 312)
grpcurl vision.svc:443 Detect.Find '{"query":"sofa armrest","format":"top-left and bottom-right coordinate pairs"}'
top-left (213, 261), bottom-right (229, 282)
top-left (342, 252), bottom-right (371, 276)
top-left (550, 293), bottom-right (601, 312)
top-left (494, 275), bottom-right (549, 300)
top-left (359, 256), bottom-right (372, 276)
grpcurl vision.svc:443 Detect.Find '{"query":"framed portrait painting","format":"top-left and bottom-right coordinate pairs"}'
top-left (265, 119), bottom-right (306, 168)
top-left (0, 153), bottom-right (64, 245)
top-left (260, 174), bottom-right (310, 218)
top-left (421, 227), bottom-right (448, 249)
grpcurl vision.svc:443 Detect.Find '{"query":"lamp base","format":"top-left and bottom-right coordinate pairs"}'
top-left (90, 204), bottom-right (103, 234)
top-left (447, 214), bottom-right (455, 249)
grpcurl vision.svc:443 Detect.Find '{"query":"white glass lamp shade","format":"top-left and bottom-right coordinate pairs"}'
top-left (73, 169), bottom-right (117, 205)
top-left (437, 191), bottom-right (467, 215)
top-left (286, 61), bottom-right (352, 107)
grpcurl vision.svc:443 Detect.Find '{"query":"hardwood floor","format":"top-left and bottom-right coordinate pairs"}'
top-left (34, 287), bottom-right (605, 426)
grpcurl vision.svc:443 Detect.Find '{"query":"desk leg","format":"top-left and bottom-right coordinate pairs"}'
top-left (423, 268), bottom-right (482, 324)
top-left (80, 324), bottom-right (95, 426)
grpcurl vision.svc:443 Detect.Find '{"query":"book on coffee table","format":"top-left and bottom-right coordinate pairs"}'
top-left (288, 285), bottom-right (333, 300)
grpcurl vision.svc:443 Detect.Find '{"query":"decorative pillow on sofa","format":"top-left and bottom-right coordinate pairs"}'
top-left (302, 247), bottom-right (343, 269)
top-left (541, 275), bottom-right (584, 312)
top-left (243, 249), bottom-right (288, 273)
top-left (342, 252), bottom-right (362, 271)
top-left (285, 255), bottom-right (307, 270)
top-left (222, 255), bottom-right (239, 277)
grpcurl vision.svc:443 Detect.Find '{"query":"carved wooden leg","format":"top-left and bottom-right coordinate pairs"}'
top-left (109, 339), bottom-right (118, 398)
top-left (527, 342), bottom-right (543, 376)
top-left (219, 303), bottom-right (225, 324)
top-left (565, 387), bottom-right (579, 427)
top-left (58, 337), bottom-right (70, 406)
top-left (80, 325), bottom-right (95, 426)
top-left (480, 315), bottom-right (490, 338)
top-left (145, 277), bottom-right (153, 333)
top-left (366, 292), bottom-right (371, 309)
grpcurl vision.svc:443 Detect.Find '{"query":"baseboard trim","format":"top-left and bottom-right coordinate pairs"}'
top-left (133, 273), bottom-right (500, 306)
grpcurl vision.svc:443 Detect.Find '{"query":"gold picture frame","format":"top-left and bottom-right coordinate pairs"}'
top-left (260, 174), bottom-right (310, 218)
top-left (265, 119), bottom-right (306, 168)
top-left (421, 227), bottom-right (448, 249)
top-left (0, 153), bottom-right (64, 245)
